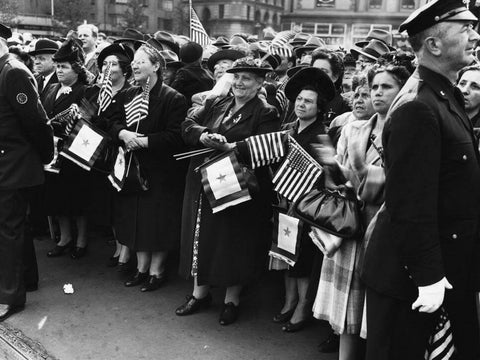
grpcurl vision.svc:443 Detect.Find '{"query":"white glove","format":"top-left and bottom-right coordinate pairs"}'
top-left (411, 277), bottom-right (452, 313)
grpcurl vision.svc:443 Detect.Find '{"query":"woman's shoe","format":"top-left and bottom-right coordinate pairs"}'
top-left (273, 308), bottom-right (295, 324)
top-left (282, 318), bottom-right (311, 333)
top-left (124, 271), bottom-right (148, 287)
top-left (175, 293), bottom-right (212, 316)
top-left (107, 255), bottom-right (119, 267)
top-left (47, 242), bottom-right (72, 257)
top-left (71, 247), bottom-right (87, 259)
top-left (140, 274), bottom-right (167, 292)
top-left (219, 302), bottom-right (239, 326)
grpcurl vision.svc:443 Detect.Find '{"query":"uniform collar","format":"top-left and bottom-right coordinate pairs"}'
top-left (418, 65), bottom-right (457, 100)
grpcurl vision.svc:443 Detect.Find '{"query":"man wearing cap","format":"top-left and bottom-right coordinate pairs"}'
top-left (30, 38), bottom-right (59, 101)
top-left (0, 23), bottom-right (53, 321)
top-left (361, 0), bottom-right (480, 358)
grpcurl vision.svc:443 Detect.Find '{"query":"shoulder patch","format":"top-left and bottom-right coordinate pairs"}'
top-left (16, 93), bottom-right (28, 104)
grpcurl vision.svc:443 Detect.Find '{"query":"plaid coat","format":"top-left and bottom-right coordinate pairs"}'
top-left (313, 114), bottom-right (385, 334)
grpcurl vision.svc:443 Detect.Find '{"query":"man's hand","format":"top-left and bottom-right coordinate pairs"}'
top-left (199, 133), bottom-right (235, 151)
top-left (411, 277), bottom-right (452, 313)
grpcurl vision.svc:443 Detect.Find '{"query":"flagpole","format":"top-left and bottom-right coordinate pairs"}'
top-left (189, 0), bottom-right (192, 40)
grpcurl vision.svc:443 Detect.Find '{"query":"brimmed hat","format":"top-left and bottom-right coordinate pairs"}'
top-left (29, 38), bottom-right (59, 56)
top-left (114, 28), bottom-right (147, 44)
top-left (53, 39), bottom-right (84, 64)
top-left (134, 38), bottom-right (163, 53)
top-left (285, 67), bottom-right (335, 103)
top-left (289, 32), bottom-right (310, 48)
top-left (355, 29), bottom-right (396, 51)
top-left (286, 63), bottom-right (309, 78)
top-left (226, 56), bottom-right (273, 76)
top-left (351, 39), bottom-right (392, 61)
top-left (207, 49), bottom-right (245, 72)
top-left (153, 31), bottom-right (179, 55)
top-left (399, 0), bottom-right (478, 36)
top-left (97, 43), bottom-right (134, 68)
top-left (294, 36), bottom-right (326, 58)
top-left (224, 35), bottom-right (250, 52)
top-left (212, 36), bottom-right (230, 48)
top-left (159, 49), bottom-right (184, 70)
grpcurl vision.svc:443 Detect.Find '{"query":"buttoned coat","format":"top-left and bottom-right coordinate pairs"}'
top-left (178, 95), bottom-right (279, 286)
top-left (361, 66), bottom-right (480, 356)
top-left (171, 62), bottom-right (214, 108)
top-left (109, 80), bottom-right (188, 251)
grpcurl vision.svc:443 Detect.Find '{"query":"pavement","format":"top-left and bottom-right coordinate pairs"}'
top-left (1, 235), bottom-right (338, 360)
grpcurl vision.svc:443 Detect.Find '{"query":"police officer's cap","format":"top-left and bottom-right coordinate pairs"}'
top-left (399, 0), bottom-right (478, 36)
top-left (0, 24), bottom-right (12, 41)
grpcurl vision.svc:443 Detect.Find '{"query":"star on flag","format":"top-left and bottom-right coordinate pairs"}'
top-left (217, 173), bottom-right (227, 183)
top-left (82, 139), bottom-right (90, 147)
top-left (283, 227), bottom-right (291, 237)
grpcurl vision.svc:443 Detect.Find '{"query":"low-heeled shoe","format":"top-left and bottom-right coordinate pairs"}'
top-left (318, 333), bottom-right (340, 353)
top-left (124, 271), bottom-right (148, 287)
top-left (273, 308), bottom-right (295, 323)
top-left (107, 255), bottom-right (119, 267)
top-left (140, 274), bottom-right (167, 292)
top-left (175, 293), bottom-right (212, 316)
top-left (0, 304), bottom-right (25, 322)
top-left (219, 302), bottom-right (239, 326)
top-left (47, 242), bottom-right (72, 257)
top-left (282, 318), bottom-right (311, 333)
top-left (71, 246), bottom-right (87, 259)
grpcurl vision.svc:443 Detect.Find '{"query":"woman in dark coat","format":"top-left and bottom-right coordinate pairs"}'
top-left (108, 44), bottom-right (188, 292)
top-left (271, 67), bottom-right (336, 332)
top-left (42, 40), bottom-right (90, 259)
top-left (176, 57), bottom-right (279, 325)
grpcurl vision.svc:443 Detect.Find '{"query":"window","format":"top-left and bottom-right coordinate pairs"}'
top-left (247, 5), bottom-right (251, 20)
top-left (401, 0), bottom-right (415, 9)
top-left (116, 0), bottom-right (128, 4)
top-left (163, 0), bottom-right (173, 11)
top-left (164, 19), bottom-right (173, 31)
top-left (263, 11), bottom-right (270, 23)
top-left (219, 4), bottom-right (224, 19)
top-left (157, 17), bottom-right (163, 29)
top-left (369, 0), bottom-right (382, 9)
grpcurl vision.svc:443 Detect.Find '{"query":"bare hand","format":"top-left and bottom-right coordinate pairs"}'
top-left (127, 136), bottom-right (148, 151)
top-left (199, 133), bottom-right (232, 151)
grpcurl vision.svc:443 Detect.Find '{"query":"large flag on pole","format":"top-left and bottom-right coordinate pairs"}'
top-left (190, 6), bottom-right (212, 47)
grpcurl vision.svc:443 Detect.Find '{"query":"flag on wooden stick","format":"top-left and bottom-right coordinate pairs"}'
top-left (190, 7), bottom-right (212, 47)
top-left (268, 30), bottom-right (296, 58)
top-left (245, 131), bottom-right (287, 169)
top-left (108, 146), bottom-right (127, 191)
top-left (269, 212), bottom-right (302, 266)
top-left (97, 62), bottom-right (113, 114)
top-left (124, 78), bottom-right (150, 128)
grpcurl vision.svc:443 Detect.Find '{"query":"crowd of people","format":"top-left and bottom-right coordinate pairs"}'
top-left (1, 0), bottom-right (480, 359)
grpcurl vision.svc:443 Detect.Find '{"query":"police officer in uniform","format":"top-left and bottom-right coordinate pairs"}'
top-left (0, 23), bottom-right (53, 321)
top-left (361, 1), bottom-right (480, 358)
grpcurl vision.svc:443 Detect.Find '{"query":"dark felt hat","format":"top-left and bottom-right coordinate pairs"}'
top-left (0, 24), bottom-right (12, 41)
top-left (179, 41), bottom-right (203, 64)
top-left (288, 32), bottom-right (310, 48)
top-left (29, 38), bottom-right (59, 56)
top-left (294, 36), bottom-right (326, 58)
top-left (212, 36), bottom-right (230, 48)
top-left (286, 63), bottom-right (309, 78)
top-left (134, 38), bottom-right (164, 53)
top-left (207, 49), bottom-right (245, 72)
top-left (97, 43), bottom-right (134, 68)
top-left (399, 0), bottom-right (477, 36)
top-left (153, 31), bottom-right (179, 55)
top-left (53, 39), bottom-right (84, 64)
top-left (285, 66), bottom-right (335, 103)
top-left (114, 28), bottom-right (147, 43)
top-left (351, 39), bottom-right (392, 61)
top-left (355, 29), bottom-right (396, 51)
top-left (159, 50), bottom-right (184, 69)
top-left (226, 56), bottom-right (273, 76)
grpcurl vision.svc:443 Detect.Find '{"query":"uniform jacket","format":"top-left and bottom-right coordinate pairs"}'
top-left (171, 62), bottom-right (214, 108)
top-left (0, 54), bottom-right (53, 190)
top-left (361, 66), bottom-right (480, 300)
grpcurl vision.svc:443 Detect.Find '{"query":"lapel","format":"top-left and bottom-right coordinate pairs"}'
top-left (53, 81), bottom-right (81, 107)
top-left (219, 96), bottom-right (258, 134)
top-left (348, 115), bottom-right (381, 167)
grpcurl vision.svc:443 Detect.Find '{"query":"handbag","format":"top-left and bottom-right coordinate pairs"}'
top-left (121, 152), bottom-right (149, 194)
top-left (292, 170), bottom-right (364, 239)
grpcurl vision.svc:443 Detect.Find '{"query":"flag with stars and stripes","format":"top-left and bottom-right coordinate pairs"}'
top-left (273, 136), bottom-right (323, 202)
top-left (424, 307), bottom-right (455, 360)
top-left (124, 78), bottom-right (150, 129)
top-left (269, 211), bottom-right (302, 266)
top-left (199, 151), bottom-right (252, 213)
top-left (97, 62), bottom-right (113, 114)
top-left (108, 146), bottom-right (127, 191)
top-left (245, 131), bottom-right (288, 169)
top-left (190, 7), bottom-right (212, 47)
top-left (59, 118), bottom-right (108, 171)
top-left (268, 30), bottom-right (296, 58)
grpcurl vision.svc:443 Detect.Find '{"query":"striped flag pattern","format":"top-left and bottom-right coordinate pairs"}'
top-left (124, 78), bottom-right (150, 128)
top-left (98, 62), bottom-right (113, 114)
top-left (245, 131), bottom-right (287, 169)
top-left (269, 30), bottom-right (296, 58)
top-left (424, 307), bottom-right (455, 360)
top-left (190, 7), bottom-right (212, 47)
top-left (273, 136), bottom-right (322, 202)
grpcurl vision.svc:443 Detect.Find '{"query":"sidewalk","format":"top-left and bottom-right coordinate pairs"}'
top-left (2, 235), bottom-right (337, 360)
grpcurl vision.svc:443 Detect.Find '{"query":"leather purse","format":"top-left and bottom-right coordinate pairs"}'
top-left (121, 153), bottom-right (149, 194)
top-left (292, 172), bottom-right (364, 239)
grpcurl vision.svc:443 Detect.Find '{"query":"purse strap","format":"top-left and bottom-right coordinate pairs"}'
top-left (369, 133), bottom-right (384, 164)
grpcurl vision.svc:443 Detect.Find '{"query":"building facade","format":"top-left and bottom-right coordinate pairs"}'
top-left (281, 0), bottom-right (428, 49)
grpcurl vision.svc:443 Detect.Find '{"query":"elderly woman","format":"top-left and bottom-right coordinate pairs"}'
top-left (177, 57), bottom-right (279, 325)
top-left (271, 67), bottom-right (336, 332)
top-left (109, 44), bottom-right (188, 291)
top-left (42, 40), bottom-right (90, 259)
top-left (313, 64), bottom-right (411, 360)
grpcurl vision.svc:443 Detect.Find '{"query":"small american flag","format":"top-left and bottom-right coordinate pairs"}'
top-left (273, 136), bottom-right (322, 201)
top-left (124, 78), bottom-right (150, 128)
top-left (190, 7), bottom-right (211, 47)
top-left (98, 62), bottom-right (113, 114)
top-left (424, 307), bottom-right (455, 360)
top-left (245, 131), bottom-right (287, 169)
top-left (269, 30), bottom-right (296, 58)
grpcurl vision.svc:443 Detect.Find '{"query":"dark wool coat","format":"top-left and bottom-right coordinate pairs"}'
top-left (42, 81), bottom-right (91, 216)
top-left (109, 80), bottom-right (188, 251)
top-left (179, 95), bottom-right (279, 287)
top-left (171, 62), bottom-right (214, 108)
top-left (361, 66), bottom-right (480, 358)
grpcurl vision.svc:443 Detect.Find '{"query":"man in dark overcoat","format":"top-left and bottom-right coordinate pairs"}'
top-left (0, 23), bottom-right (53, 321)
top-left (361, 0), bottom-right (480, 358)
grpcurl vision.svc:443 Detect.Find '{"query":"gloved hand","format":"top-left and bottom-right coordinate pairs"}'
top-left (411, 277), bottom-right (452, 313)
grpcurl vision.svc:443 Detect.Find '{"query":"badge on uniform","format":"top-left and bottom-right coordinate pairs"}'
top-left (16, 93), bottom-right (28, 104)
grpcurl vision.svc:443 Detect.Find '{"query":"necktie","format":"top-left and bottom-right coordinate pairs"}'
top-left (38, 76), bottom-right (44, 91)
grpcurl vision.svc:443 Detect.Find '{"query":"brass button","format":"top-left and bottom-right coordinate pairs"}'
top-left (0, 150), bottom-right (4, 154)
top-left (463, 155), bottom-right (467, 160)
top-left (452, 234), bottom-right (458, 239)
